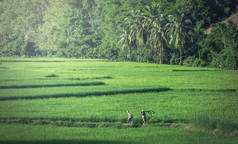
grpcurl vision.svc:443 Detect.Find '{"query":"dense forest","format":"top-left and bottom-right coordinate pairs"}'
top-left (0, 0), bottom-right (238, 69)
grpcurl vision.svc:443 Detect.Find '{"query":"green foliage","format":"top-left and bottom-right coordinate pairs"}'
top-left (165, 14), bottom-right (193, 65)
top-left (192, 58), bottom-right (206, 67)
top-left (169, 53), bottom-right (180, 65)
top-left (119, 3), bottom-right (168, 64)
top-left (201, 22), bottom-right (238, 70)
top-left (0, 0), bottom-right (47, 56)
top-left (183, 56), bottom-right (195, 66)
top-left (192, 115), bottom-right (238, 132)
top-left (183, 56), bottom-right (206, 67)
top-left (0, 0), bottom-right (238, 69)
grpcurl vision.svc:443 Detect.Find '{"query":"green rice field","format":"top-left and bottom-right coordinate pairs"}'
top-left (0, 57), bottom-right (237, 144)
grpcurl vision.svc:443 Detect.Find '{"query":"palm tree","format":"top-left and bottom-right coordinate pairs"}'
top-left (119, 30), bottom-right (134, 60)
top-left (119, 11), bottom-right (142, 60)
top-left (149, 25), bottom-right (167, 64)
top-left (165, 14), bottom-right (193, 65)
top-left (143, 4), bottom-right (168, 64)
top-left (119, 3), bottom-right (168, 64)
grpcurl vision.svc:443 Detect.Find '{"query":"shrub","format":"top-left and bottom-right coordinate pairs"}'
top-left (191, 115), bottom-right (238, 132)
top-left (45, 74), bottom-right (59, 78)
top-left (183, 56), bottom-right (195, 66)
top-left (183, 56), bottom-right (207, 67)
top-left (216, 119), bottom-right (238, 132)
top-left (204, 22), bottom-right (238, 70)
top-left (192, 59), bottom-right (206, 67)
top-left (170, 53), bottom-right (180, 65)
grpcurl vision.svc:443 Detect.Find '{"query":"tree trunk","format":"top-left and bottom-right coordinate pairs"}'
top-left (198, 47), bottom-right (200, 60)
top-left (160, 47), bottom-right (163, 64)
top-left (180, 46), bottom-right (183, 65)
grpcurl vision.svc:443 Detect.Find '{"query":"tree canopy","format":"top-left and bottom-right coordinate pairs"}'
top-left (0, 0), bottom-right (238, 69)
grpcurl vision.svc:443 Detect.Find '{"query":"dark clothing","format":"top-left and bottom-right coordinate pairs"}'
top-left (141, 111), bottom-right (146, 118)
top-left (141, 111), bottom-right (146, 124)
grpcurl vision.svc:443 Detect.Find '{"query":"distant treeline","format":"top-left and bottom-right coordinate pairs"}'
top-left (0, 0), bottom-right (238, 69)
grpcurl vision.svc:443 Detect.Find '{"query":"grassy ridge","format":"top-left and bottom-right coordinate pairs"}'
top-left (0, 58), bottom-right (237, 90)
top-left (0, 124), bottom-right (237, 144)
top-left (0, 91), bottom-right (237, 124)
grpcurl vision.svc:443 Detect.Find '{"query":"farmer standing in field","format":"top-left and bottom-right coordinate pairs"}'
top-left (140, 109), bottom-right (146, 125)
top-left (127, 110), bottom-right (133, 124)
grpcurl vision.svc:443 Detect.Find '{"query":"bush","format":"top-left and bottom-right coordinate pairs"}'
top-left (183, 56), bottom-right (207, 67)
top-left (192, 59), bottom-right (206, 67)
top-left (170, 53), bottom-right (180, 65)
top-left (204, 22), bottom-right (238, 70)
top-left (183, 56), bottom-right (195, 66)
top-left (191, 115), bottom-right (238, 132)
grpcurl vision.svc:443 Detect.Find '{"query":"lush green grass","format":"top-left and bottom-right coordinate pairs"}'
top-left (0, 91), bottom-right (237, 124)
top-left (0, 124), bottom-right (237, 144)
top-left (0, 57), bottom-right (237, 143)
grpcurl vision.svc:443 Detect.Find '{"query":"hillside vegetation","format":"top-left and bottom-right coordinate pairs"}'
top-left (0, 0), bottom-right (238, 69)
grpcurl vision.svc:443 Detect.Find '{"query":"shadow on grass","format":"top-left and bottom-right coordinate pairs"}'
top-left (0, 88), bottom-right (170, 101)
top-left (163, 119), bottom-right (188, 123)
top-left (0, 66), bottom-right (8, 69)
top-left (68, 76), bottom-right (113, 81)
top-left (1, 76), bottom-right (113, 82)
top-left (45, 74), bottom-right (59, 78)
top-left (0, 117), bottom-right (188, 129)
top-left (0, 140), bottom-right (130, 144)
top-left (149, 118), bottom-right (189, 124)
top-left (0, 82), bottom-right (105, 89)
top-left (134, 66), bottom-right (159, 68)
top-left (172, 69), bottom-right (220, 72)
top-left (173, 88), bottom-right (237, 92)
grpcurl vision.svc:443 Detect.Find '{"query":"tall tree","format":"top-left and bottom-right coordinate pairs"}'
top-left (36, 0), bottom-right (72, 56)
top-left (120, 3), bottom-right (168, 63)
top-left (145, 4), bottom-right (167, 64)
top-left (165, 14), bottom-right (193, 65)
top-left (0, 0), bottom-right (48, 56)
